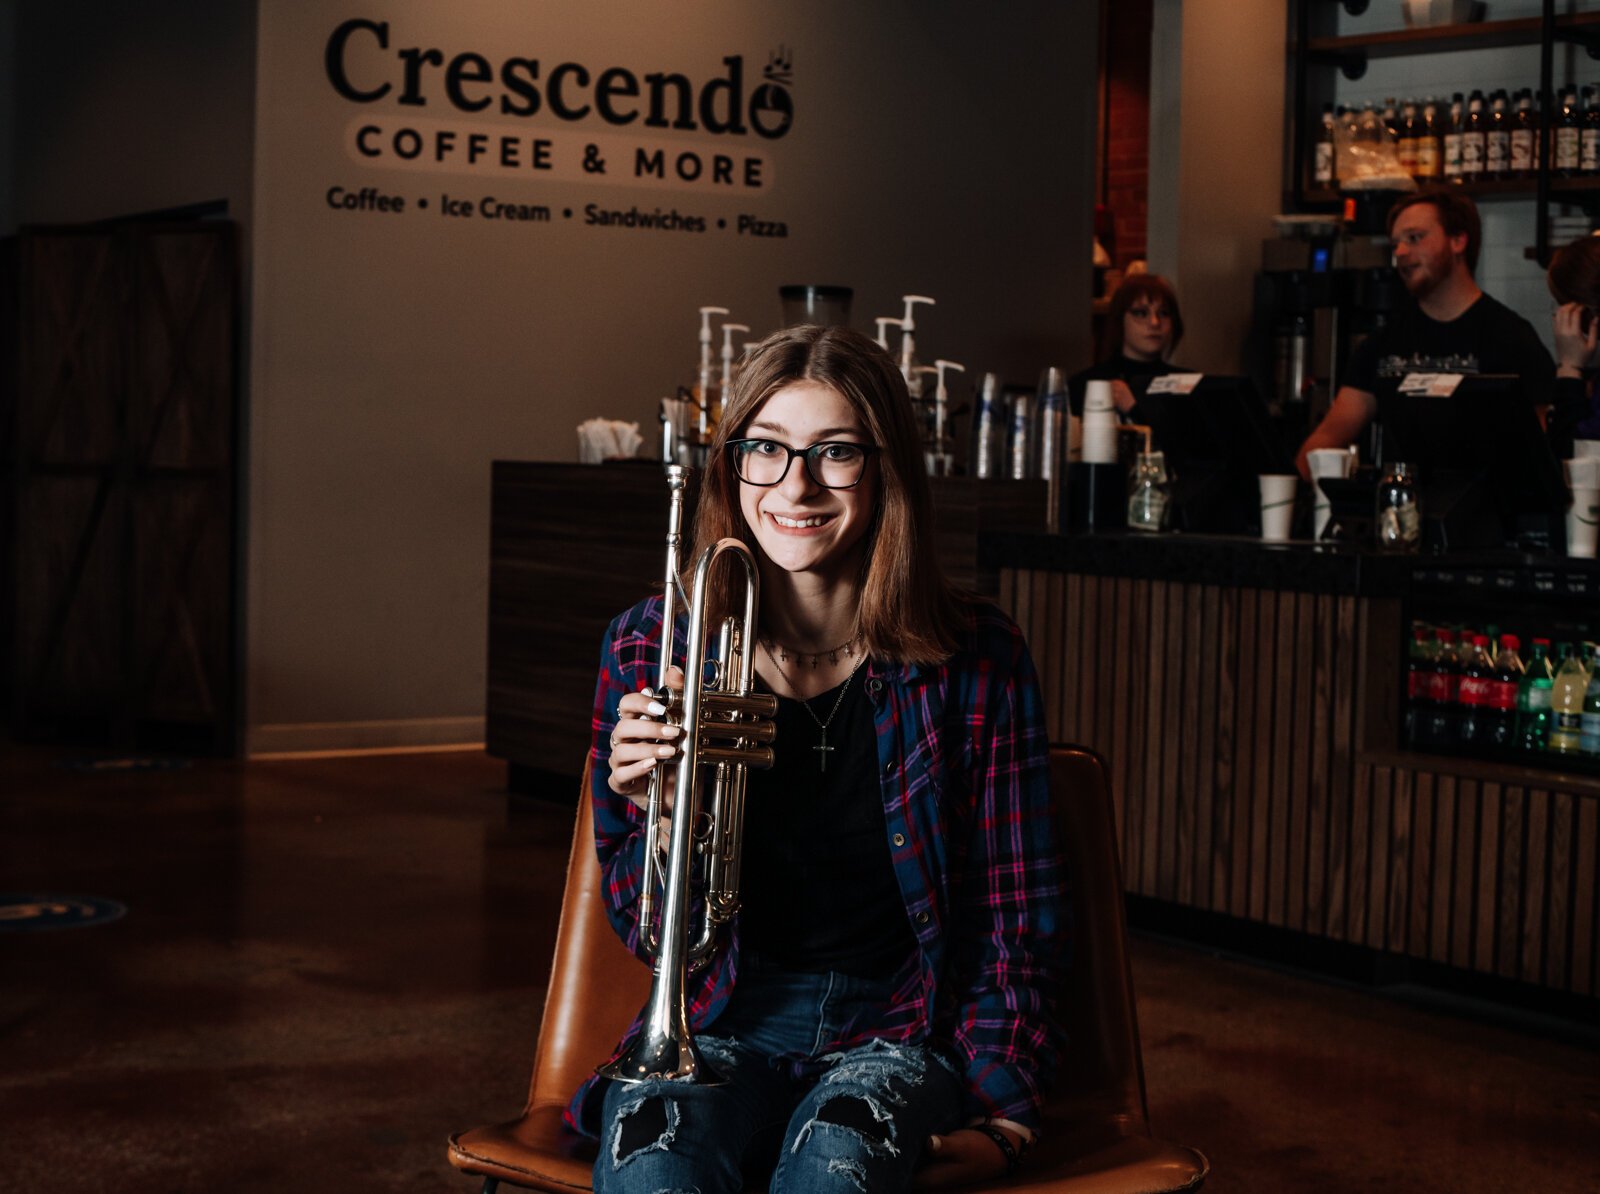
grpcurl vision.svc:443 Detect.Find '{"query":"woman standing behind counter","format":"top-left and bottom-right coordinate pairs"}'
top-left (1546, 235), bottom-right (1600, 453)
top-left (1069, 274), bottom-right (1190, 419)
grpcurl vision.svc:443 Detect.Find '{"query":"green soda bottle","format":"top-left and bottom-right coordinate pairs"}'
top-left (1515, 638), bottom-right (1555, 754)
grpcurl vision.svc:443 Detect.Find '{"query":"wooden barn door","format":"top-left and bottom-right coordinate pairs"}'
top-left (5, 222), bottom-right (239, 755)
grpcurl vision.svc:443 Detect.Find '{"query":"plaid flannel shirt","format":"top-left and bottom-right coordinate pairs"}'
top-left (565, 593), bottom-right (1068, 1138)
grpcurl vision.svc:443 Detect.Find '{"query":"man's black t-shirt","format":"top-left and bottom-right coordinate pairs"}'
top-left (1344, 292), bottom-right (1554, 394)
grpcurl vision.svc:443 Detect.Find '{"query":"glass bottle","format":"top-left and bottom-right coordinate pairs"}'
top-left (1461, 90), bottom-right (1487, 177)
top-left (1397, 100), bottom-right (1420, 177)
top-left (1583, 85), bottom-right (1600, 176)
top-left (1415, 99), bottom-right (1442, 180)
top-left (1486, 89), bottom-right (1511, 178)
top-left (1127, 451), bottom-right (1171, 533)
top-left (1443, 92), bottom-right (1464, 179)
top-left (1556, 88), bottom-right (1582, 176)
top-left (1375, 462), bottom-right (1422, 552)
top-left (1314, 102), bottom-right (1336, 187)
top-left (1509, 88), bottom-right (1536, 178)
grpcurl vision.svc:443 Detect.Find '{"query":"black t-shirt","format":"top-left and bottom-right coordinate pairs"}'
top-left (1344, 292), bottom-right (1553, 395)
top-left (1067, 353), bottom-right (1189, 417)
top-left (738, 670), bottom-right (918, 979)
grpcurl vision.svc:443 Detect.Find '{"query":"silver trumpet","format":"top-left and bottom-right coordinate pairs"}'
top-left (599, 464), bottom-right (777, 1085)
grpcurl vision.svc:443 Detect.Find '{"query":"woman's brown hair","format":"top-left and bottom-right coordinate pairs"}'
top-left (1547, 234), bottom-right (1600, 308)
top-left (1100, 274), bottom-right (1185, 361)
top-left (690, 324), bottom-right (964, 667)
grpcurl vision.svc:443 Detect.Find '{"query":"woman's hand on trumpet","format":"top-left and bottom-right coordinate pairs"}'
top-left (607, 665), bottom-right (685, 812)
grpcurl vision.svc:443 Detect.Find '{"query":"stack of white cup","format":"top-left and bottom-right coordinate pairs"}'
top-left (1081, 380), bottom-right (1118, 465)
top-left (1306, 446), bottom-right (1358, 541)
top-left (1567, 443), bottom-right (1600, 558)
top-left (1258, 474), bottom-right (1298, 541)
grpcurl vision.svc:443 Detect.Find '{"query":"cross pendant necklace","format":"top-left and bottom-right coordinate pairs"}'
top-left (763, 640), bottom-right (866, 772)
top-left (813, 729), bottom-right (836, 771)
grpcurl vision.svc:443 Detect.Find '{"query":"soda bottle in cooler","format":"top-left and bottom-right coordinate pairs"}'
top-left (1580, 647), bottom-right (1600, 757)
top-left (1456, 634), bottom-right (1496, 748)
top-left (1404, 623), bottom-right (1434, 747)
top-left (1486, 633), bottom-right (1524, 756)
top-left (1516, 638), bottom-right (1555, 754)
top-left (1548, 643), bottom-right (1590, 755)
top-left (1423, 627), bottom-right (1459, 748)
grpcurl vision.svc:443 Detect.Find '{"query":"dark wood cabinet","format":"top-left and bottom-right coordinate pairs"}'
top-left (2, 222), bottom-right (240, 754)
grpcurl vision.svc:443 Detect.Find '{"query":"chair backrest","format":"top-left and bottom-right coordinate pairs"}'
top-left (1046, 745), bottom-right (1150, 1133)
top-left (524, 750), bottom-right (1150, 1138)
top-left (523, 762), bottom-right (650, 1115)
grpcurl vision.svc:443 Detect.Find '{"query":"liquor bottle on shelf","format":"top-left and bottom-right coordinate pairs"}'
top-left (1516, 638), bottom-right (1555, 754)
top-left (1382, 97), bottom-right (1400, 143)
top-left (1315, 102), bottom-right (1336, 188)
top-left (1556, 87), bottom-right (1583, 176)
top-left (1443, 93), bottom-right (1464, 179)
top-left (1548, 643), bottom-right (1589, 755)
top-left (1583, 85), bottom-right (1600, 176)
top-left (1423, 627), bottom-right (1459, 748)
top-left (1461, 90), bottom-right (1487, 178)
top-left (1416, 99), bottom-right (1442, 181)
top-left (1487, 633), bottom-right (1524, 754)
top-left (1510, 87), bottom-right (1536, 177)
top-left (1486, 89), bottom-right (1511, 178)
top-left (1456, 633), bottom-right (1496, 748)
top-left (1397, 100), bottom-right (1420, 178)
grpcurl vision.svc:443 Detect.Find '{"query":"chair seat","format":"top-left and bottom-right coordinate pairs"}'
top-left (448, 1105), bottom-right (595, 1192)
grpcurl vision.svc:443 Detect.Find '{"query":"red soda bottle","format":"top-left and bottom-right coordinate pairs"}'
top-left (1486, 634), bottom-right (1524, 756)
top-left (1404, 623), bottom-right (1434, 747)
top-left (1457, 634), bottom-right (1496, 747)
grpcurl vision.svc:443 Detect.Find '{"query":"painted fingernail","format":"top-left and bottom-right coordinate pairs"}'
top-left (646, 700), bottom-right (667, 717)
top-left (656, 745), bottom-right (675, 758)
top-left (660, 725), bottom-right (680, 737)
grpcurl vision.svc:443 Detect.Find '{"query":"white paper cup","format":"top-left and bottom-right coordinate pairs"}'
top-left (1083, 380), bottom-right (1114, 414)
top-left (1566, 456), bottom-right (1600, 489)
top-left (1574, 439), bottom-right (1600, 459)
top-left (1081, 410), bottom-right (1119, 465)
top-left (1259, 474), bottom-right (1298, 542)
top-left (1569, 488), bottom-right (1599, 558)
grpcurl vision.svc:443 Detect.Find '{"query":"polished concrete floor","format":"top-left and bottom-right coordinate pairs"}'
top-left (2, 745), bottom-right (1597, 1192)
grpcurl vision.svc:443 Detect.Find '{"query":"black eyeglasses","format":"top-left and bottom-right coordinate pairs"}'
top-left (726, 439), bottom-right (878, 489)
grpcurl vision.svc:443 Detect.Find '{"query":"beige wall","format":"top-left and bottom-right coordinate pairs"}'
top-left (1148, 0), bottom-right (1285, 375)
top-left (246, 1), bottom-right (1100, 752)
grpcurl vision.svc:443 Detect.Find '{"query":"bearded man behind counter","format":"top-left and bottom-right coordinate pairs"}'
top-left (1295, 190), bottom-right (1567, 479)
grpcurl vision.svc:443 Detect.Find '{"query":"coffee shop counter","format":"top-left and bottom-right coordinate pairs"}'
top-left (486, 461), bottom-right (1598, 1008)
top-left (990, 529), bottom-right (1600, 1008)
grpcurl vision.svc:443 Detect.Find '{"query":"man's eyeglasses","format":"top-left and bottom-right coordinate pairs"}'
top-left (727, 438), bottom-right (878, 489)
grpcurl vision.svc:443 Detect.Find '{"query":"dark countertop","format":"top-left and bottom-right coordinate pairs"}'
top-left (982, 530), bottom-right (1600, 600)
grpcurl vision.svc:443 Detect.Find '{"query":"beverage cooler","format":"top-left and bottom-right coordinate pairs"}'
top-left (1250, 220), bottom-right (1398, 459)
top-left (1402, 559), bottom-right (1600, 774)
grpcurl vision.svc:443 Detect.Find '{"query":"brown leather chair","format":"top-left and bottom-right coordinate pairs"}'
top-left (448, 747), bottom-right (1209, 1192)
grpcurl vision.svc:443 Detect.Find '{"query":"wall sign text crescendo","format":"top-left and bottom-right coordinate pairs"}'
top-left (325, 18), bottom-right (794, 139)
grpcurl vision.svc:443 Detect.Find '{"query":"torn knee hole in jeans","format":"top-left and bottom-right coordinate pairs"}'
top-left (611, 1095), bottom-right (678, 1166)
top-left (791, 1093), bottom-right (899, 1157)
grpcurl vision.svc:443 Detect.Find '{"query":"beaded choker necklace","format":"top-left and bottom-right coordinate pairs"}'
top-left (759, 634), bottom-right (860, 670)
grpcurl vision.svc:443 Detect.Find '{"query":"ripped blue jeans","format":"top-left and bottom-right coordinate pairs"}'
top-left (592, 966), bottom-right (964, 1194)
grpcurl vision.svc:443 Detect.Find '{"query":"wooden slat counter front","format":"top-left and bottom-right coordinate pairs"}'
top-left (992, 532), bottom-right (1600, 1002)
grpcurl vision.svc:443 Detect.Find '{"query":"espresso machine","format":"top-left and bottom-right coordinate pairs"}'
top-left (1251, 218), bottom-right (1398, 458)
